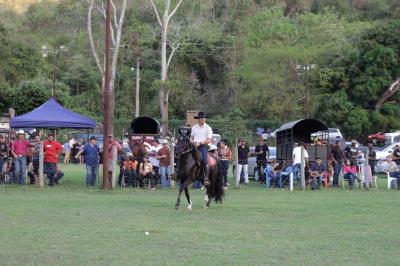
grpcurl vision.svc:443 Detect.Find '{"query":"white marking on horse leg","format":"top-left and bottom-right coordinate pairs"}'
top-left (187, 200), bottom-right (192, 211)
top-left (203, 195), bottom-right (209, 208)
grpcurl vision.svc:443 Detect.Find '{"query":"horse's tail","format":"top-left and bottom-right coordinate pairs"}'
top-left (211, 161), bottom-right (224, 203)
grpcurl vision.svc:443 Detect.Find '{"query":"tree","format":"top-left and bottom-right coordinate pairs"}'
top-left (87, 0), bottom-right (127, 132)
top-left (149, 0), bottom-right (183, 136)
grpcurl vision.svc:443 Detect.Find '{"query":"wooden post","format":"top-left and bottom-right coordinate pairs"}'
top-left (135, 57), bottom-right (140, 118)
top-left (39, 143), bottom-right (44, 187)
top-left (300, 146), bottom-right (305, 190)
top-left (102, 0), bottom-right (111, 190)
top-left (169, 135), bottom-right (175, 187)
top-left (290, 172), bottom-right (293, 191)
top-left (111, 145), bottom-right (117, 189)
top-left (235, 138), bottom-right (239, 186)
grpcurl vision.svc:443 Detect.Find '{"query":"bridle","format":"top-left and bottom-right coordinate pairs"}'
top-left (180, 136), bottom-right (195, 155)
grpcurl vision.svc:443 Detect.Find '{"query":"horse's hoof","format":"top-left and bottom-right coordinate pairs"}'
top-left (175, 204), bottom-right (180, 210)
top-left (187, 205), bottom-right (192, 211)
top-left (203, 205), bottom-right (208, 209)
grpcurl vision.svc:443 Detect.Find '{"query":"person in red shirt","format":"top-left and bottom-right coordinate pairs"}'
top-left (11, 130), bottom-right (32, 184)
top-left (43, 133), bottom-right (62, 186)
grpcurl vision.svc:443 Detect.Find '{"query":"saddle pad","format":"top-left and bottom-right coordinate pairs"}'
top-left (208, 154), bottom-right (217, 166)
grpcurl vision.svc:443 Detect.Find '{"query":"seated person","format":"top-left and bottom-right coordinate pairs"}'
top-left (386, 155), bottom-right (400, 190)
top-left (310, 158), bottom-right (325, 190)
top-left (139, 155), bottom-right (156, 189)
top-left (122, 152), bottom-right (138, 187)
top-left (264, 161), bottom-right (284, 188)
top-left (342, 159), bottom-right (358, 189)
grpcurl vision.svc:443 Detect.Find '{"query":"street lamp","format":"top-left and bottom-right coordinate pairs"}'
top-left (295, 63), bottom-right (316, 119)
top-left (41, 44), bottom-right (67, 99)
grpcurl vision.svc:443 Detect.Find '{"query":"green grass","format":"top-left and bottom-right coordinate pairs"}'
top-left (1, 164), bottom-right (399, 265)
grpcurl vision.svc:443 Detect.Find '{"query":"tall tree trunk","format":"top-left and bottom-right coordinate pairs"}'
top-left (375, 78), bottom-right (400, 112)
top-left (150, 0), bottom-right (183, 138)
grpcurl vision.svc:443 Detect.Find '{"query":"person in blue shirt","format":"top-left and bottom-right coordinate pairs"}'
top-left (76, 136), bottom-right (100, 186)
top-left (310, 158), bottom-right (325, 190)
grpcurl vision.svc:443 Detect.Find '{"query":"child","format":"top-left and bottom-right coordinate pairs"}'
top-left (139, 156), bottom-right (156, 189)
top-left (342, 159), bottom-right (358, 189)
top-left (123, 152), bottom-right (138, 187)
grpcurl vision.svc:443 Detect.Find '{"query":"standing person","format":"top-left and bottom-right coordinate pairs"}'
top-left (156, 139), bottom-right (171, 188)
top-left (106, 134), bottom-right (123, 182)
top-left (292, 143), bottom-right (309, 183)
top-left (218, 140), bottom-right (232, 189)
top-left (31, 135), bottom-right (42, 184)
top-left (367, 143), bottom-right (377, 176)
top-left (75, 136), bottom-right (100, 186)
top-left (255, 137), bottom-right (269, 183)
top-left (63, 141), bottom-right (71, 164)
top-left (190, 111), bottom-right (213, 186)
top-left (344, 139), bottom-right (358, 166)
top-left (236, 139), bottom-right (250, 185)
top-left (0, 135), bottom-right (8, 175)
top-left (11, 130), bottom-right (32, 184)
top-left (331, 140), bottom-right (344, 187)
top-left (43, 133), bottom-right (63, 186)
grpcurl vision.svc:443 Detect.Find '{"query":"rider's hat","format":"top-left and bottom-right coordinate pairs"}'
top-left (208, 144), bottom-right (217, 151)
top-left (194, 111), bottom-right (207, 119)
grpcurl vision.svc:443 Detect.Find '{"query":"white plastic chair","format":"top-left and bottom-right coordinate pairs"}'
top-left (386, 172), bottom-right (398, 190)
top-left (341, 170), bottom-right (359, 189)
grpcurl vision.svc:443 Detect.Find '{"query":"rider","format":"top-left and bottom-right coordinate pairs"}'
top-left (191, 111), bottom-right (213, 186)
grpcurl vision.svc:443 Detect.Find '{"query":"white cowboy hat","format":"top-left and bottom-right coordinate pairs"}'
top-left (208, 144), bottom-right (217, 151)
top-left (16, 129), bottom-right (25, 135)
top-left (126, 152), bottom-right (133, 157)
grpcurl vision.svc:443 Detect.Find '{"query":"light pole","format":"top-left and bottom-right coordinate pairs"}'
top-left (41, 44), bottom-right (67, 99)
top-left (295, 63), bottom-right (316, 119)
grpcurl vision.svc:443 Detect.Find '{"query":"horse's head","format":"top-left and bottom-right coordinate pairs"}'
top-left (176, 135), bottom-right (194, 157)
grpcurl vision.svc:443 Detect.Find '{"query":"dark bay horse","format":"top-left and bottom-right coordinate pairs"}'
top-left (175, 136), bottom-right (224, 210)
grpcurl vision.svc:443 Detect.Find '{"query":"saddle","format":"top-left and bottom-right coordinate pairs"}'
top-left (192, 149), bottom-right (217, 167)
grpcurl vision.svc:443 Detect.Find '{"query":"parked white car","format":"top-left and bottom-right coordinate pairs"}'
top-left (375, 142), bottom-right (400, 160)
top-left (384, 132), bottom-right (400, 144)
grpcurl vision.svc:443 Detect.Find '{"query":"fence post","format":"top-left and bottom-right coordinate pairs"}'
top-left (235, 138), bottom-right (239, 187)
top-left (300, 146), bottom-right (305, 190)
top-left (39, 143), bottom-right (44, 187)
top-left (111, 145), bottom-right (117, 189)
top-left (169, 137), bottom-right (175, 187)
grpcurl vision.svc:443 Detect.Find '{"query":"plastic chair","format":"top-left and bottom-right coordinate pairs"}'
top-left (386, 172), bottom-right (398, 190)
top-left (340, 171), bottom-right (359, 189)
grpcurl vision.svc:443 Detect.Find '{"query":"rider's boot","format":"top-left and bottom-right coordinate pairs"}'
top-left (204, 165), bottom-right (210, 186)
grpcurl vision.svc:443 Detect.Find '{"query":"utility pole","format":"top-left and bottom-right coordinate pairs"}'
top-left (102, 0), bottom-right (111, 190)
top-left (41, 44), bottom-right (67, 99)
top-left (295, 63), bottom-right (316, 119)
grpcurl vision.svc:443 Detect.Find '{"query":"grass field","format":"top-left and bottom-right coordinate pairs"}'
top-left (1, 164), bottom-right (399, 265)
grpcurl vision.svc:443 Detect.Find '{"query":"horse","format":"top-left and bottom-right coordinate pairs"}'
top-left (174, 136), bottom-right (224, 210)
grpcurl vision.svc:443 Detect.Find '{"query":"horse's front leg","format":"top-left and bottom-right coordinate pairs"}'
top-left (184, 187), bottom-right (192, 211)
top-left (175, 186), bottom-right (183, 210)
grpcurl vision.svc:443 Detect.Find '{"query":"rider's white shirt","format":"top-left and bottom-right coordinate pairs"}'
top-left (191, 123), bottom-right (213, 143)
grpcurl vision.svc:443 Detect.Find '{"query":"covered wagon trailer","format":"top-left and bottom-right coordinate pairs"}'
top-left (129, 116), bottom-right (160, 143)
top-left (275, 119), bottom-right (330, 167)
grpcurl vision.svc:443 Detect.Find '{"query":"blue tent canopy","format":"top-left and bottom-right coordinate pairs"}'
top-left (10, 98), bottom-right (96, 129)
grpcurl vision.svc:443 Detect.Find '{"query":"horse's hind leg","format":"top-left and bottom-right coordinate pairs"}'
top-left (184, 187), bottom-right (192, 210)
